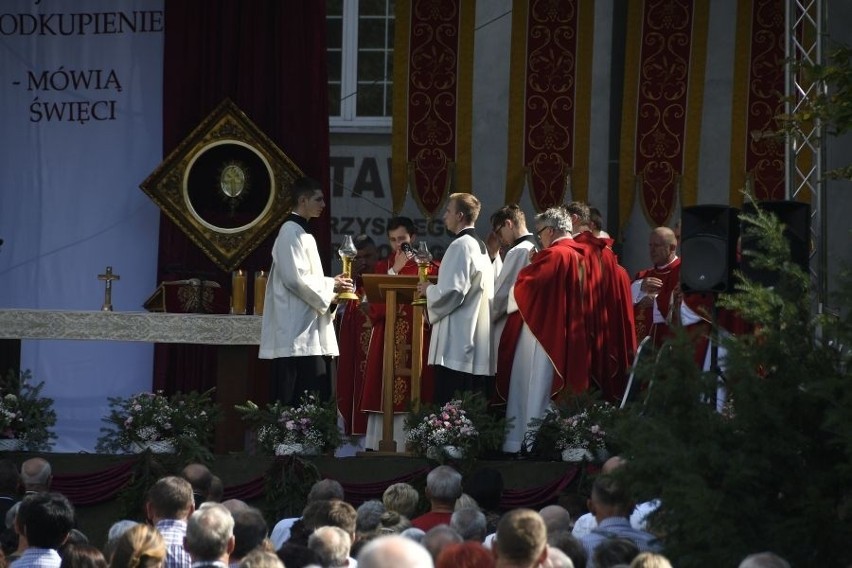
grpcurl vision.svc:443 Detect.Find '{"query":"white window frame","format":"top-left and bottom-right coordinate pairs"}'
top-left (329, 0), bottom-right (394, 133)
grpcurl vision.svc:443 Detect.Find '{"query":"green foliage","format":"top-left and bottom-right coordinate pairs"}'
top-left (780, 43), bottom-right (852, 180)
top-left (96, 389), bottom-right (220, 463)
top-left (235, 392), bottom-right (344, 454)
top-left (613, 205), bottom-right (852, 567)
top-left (263, 456), bottom-right (321, 525)
top-left (794, 44), bottom-right (852, 137)
top-left (114, 452), bottom-right (172, 521)
top-left (0, 369), bottom-right (57, 451)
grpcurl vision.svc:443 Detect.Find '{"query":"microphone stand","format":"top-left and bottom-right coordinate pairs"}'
top-left (709, 296), bottom-right (727, 412)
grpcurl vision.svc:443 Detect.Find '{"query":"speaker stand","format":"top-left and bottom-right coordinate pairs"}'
top-left (708, 298), bottom-right (727, 413)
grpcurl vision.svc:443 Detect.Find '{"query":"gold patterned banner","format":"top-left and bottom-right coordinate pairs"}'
top-left (729, 0), bottom-right (786, 205)
top-left (618, 0), bottom-right (708, 230)
top-left (391, 0), bottom-right (474, 217)
top-left (505, 0), bottom-right (594, 210)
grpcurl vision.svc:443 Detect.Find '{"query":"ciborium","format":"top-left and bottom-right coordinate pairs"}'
top-left (411, 241), bottom-right (432, 306)
top-left (336, 235), bottom-right (360, 301)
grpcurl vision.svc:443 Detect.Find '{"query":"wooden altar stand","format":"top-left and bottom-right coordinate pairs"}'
top-left (361, 274), bottom-right (435, 454)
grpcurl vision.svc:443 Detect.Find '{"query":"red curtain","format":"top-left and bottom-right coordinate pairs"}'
top-left (154, 1), bottom-right (331, 394)
top-left (52, 457), bottom-right (580, 510)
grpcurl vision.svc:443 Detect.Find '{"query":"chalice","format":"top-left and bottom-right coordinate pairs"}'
top-left (336, 235), bottom-right (360, 301)
top-left (411, 241), bottom-right (432, 306)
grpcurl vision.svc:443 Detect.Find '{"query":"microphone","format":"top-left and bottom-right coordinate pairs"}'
top-left (400, 242), bottom-right (416, 260)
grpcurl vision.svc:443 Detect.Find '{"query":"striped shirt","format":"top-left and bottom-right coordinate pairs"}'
top-left (156, 519), bottom-right (192, 568)
top-left (10, 548), bottom-right (62, 568)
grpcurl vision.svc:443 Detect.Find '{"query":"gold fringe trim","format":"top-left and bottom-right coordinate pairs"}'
top-left (573, 0), bottom-right (595, 205)
top-left (456, 0), bottom-right (475, 203)
top-left (505, 0), bottom-right (530, 205)
top-left (617, 0), bottom-right (644, 236)
top-left (391, 0), bottom-right (412, 214)
top-left (729, 0), bottom-right (753, 207)
top-left (682, 0), bottom-right (709, 212)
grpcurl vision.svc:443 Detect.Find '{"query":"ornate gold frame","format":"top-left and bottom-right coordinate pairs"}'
top-left (140, 99), bottom-right (302, 271)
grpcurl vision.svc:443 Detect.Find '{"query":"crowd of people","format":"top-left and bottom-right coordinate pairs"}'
top-left (0, 457), bottom-right (790, 568)
top-left (259, 177), bottom-right (725, 453)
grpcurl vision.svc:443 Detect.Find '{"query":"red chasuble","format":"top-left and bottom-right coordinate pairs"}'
top-left (574, 232), bottom-right (637, 403)
top-left (633, 257), bottom-right (714, 365)
top-left (493, 310), bottom-right (522, 404)
top-left (633, 257), bottom-right (683, 343)
top-left (497, 238), bottom-right (589, 398)
top-left (359, 257), bottom-right (439, 415)
top-left (336, 280), bottom-right (373, 435)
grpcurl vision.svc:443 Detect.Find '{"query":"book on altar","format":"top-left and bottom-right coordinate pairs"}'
top-left (143, 279), bottom-right (228, 314)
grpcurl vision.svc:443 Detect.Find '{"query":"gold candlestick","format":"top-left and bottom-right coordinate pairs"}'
top-left (253, 270), bottom-right (268, 315)
top-left (231, 269), bottom-right (247, 315)
top-left (411, 241), bottom-right (432, 306)
top-left (336, 235), bottom-right (360, 301)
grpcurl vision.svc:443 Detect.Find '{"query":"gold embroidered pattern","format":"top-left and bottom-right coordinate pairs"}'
top-left (393, 375), bottom-right (409, 406)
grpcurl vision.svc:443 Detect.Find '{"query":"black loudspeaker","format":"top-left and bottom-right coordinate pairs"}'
top-left (680, 205), bottom-right (740, 293)
top-left (741, 200), bottom-right (811, 286)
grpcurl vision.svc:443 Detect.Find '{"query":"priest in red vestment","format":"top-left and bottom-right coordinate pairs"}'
top-left (336, 235), bottom-right (378, 436)
top-left (499, 207), bottom-right (588, 453)
top-left (631, 226), bottom-right (714, 363)
top-left (565, 202), bottom-right (637, 404)
top-left (360, 217), bottom-right (438, 451)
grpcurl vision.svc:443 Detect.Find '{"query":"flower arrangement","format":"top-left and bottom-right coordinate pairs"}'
top-left (526, 399), bottom-right (617, 461)
top-left (553, 402), bottom-right (616, 453)
top-left (404, 392), bottom-right (508, 461)
top-left (0, 370), bottom-right (57, 451)
top-left (96, 388), bottom-right (220, 459)
top-left (406, 399), bottom-right (478, 454)
top-left (235, 392), bottom-right (343, 455)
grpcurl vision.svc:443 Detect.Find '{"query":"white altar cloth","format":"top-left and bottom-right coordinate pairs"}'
top-left (0, 309), bottom-right (261, 345)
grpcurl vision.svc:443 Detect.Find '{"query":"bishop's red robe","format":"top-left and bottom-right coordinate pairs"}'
top-left (336, 277), bottom-right (373, 435)
top-left (360, 256), bottom-right (439, 415)
top-left (497, 238), bottom-right (589, 399)
top-left (633, 257), bottom-right (714, 365)
top-left (574, 231), bottom-right (637, 403)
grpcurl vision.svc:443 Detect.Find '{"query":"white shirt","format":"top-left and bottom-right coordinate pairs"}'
top-left (571, 499), bottom-right (661, 538)
top-left (270, 516), bottom-right (299, 551)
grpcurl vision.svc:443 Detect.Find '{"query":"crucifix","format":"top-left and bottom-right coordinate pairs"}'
top-left (97, 266), bottom-right (120, 311)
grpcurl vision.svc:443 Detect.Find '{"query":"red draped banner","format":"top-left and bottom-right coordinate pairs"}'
top-left (51, 456), bottom-right (581, 510)
top-left (506, 0), bottom-right (593, 210)
top-left (392, 0), bottom-right (474, 217)
top-left (619, 0), bottom-right (708, 230)
top-left (730, 0), bottom-right (786, 204)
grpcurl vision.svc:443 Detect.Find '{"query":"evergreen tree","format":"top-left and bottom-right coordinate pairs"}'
top-left (612, 205), bottom-right (852, 567)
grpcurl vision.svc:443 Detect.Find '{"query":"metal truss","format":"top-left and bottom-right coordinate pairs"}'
top-left (785, 0), bottom-right (827, 307)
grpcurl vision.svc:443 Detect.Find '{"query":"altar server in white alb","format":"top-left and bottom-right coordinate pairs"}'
top-left (487, 204), bottom-right (537, 384)
top-left (416, 192), bottom-right (494, 404)
top-left (259, 176), bottom-right (354, 406)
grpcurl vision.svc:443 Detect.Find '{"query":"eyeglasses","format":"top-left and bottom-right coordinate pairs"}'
top-left (536, 226), bottom-right (553, 240)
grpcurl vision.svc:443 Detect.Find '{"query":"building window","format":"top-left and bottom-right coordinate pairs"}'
top-left (328, 0), bottom-right (394, 131)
